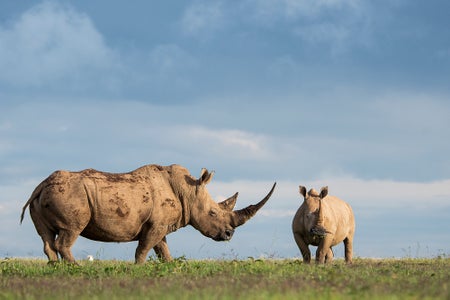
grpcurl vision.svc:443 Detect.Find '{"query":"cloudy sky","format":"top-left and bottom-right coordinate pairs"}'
top-left (1, 0), bottom-right (449, 261)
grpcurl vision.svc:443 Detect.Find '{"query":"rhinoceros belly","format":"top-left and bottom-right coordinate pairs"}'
top-left (80, 178), bottom-right (155, 242)
top-left (81, 210), bottom-right (148, 242)
top-left (81, 225), bottom-right (140, 242)
top-left (80, 193), bottom-right (152, 242)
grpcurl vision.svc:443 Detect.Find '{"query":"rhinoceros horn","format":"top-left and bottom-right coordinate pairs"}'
top-left (317, 186), bottom-right (328, 228)
top-left (310, 186), bottom-right (330, 237)
top-left (232, 182), bottom-right (276, 227)
top-left (317, 198), bottom-right (325, 227)
top-left (218, 192), bottom-right (239, 211)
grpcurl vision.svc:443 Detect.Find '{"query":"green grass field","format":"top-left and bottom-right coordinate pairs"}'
top-left (1, 257), bottom-right (449, 299)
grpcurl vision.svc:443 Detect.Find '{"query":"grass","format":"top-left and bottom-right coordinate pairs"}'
top-left (1, 257), bottom-right (449, 299)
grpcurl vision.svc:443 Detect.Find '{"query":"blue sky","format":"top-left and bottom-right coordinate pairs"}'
top-left (1, 0), bottom-right (449, 261)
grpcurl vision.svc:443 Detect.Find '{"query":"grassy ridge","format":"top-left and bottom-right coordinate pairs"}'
top-left (1, 257), bottom-right (449, 299)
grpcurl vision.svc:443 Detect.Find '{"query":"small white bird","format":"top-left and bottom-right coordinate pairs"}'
top-left (87, 255), bottom-right (94, 261)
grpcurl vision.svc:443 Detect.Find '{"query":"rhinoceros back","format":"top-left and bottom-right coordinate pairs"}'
top-left (30, 167), bottom-right (176, 242)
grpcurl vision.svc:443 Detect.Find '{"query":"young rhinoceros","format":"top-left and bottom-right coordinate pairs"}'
top-left (292, 186), bottom-right (355, 264)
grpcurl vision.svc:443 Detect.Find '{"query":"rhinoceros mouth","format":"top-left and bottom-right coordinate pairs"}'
top-left (310, 226), bottom-right (329, 238)
top-left (212, 229), bottom-right (234, 241)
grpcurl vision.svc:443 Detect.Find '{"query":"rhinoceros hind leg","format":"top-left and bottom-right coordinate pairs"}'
top-left (153, 237), bottom-right (173, 262)
top-left (54, 229), bottom-right (80, 263)
top-left (42, 233), bottom-right (58, 262)
top-left (343, 237), bottom-right (353, 264)
top-left (30, 211), bottom-right (58, 262)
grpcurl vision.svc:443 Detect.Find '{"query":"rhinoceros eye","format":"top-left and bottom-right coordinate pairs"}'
top-left (209, 210), bottom-right (217, 217)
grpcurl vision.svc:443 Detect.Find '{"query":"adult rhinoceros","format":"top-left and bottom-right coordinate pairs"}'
top-left (21, 164), bottom-right (276, 264)
top-left (292, 186), bottom-right (355, 264)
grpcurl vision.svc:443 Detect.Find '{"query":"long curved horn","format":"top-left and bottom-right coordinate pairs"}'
top-left (232, 182), bottom-right (276, 227)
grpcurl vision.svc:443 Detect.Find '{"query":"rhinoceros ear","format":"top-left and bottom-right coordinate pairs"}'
top-left (199, 168), bottom-right (214, 186)
top-left (299, 186), bottom-right (307, 198)
top-left (320, 186), bottom-right (328, 199)
top-left (218, 192), bottom-right (239, 211)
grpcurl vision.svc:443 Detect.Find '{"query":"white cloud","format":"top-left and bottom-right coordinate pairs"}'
top-left (166, 126), bottom-right (272, 160)
top-left (307, 178), bottom-right (450, 208)
top-left (0, 1), bottom-right (119, 88)
top-left (192, 127), bottom-right (265, 153)
top-left (145, 44), bottom-right (197, 89)
top-left (1, 179), bottom-right (39, 214)
top-left (244, 0), bottom-right (365, 23)
top-left (250, 0), bottom-right (363, 20)
top-left (373, 93), bottom-right (450, 134)
top-left (266, 55), bottom-right (302, 78)
top-left (243, 0), bottom-right (371, 54)
top-left (0, 138), bottom-right (13, 156)
top-left (294, 22), bottom-right (351, 53)
top-left (179, 0), bottom-right (375, 56)
top-left (149, 44), bottom-right (196, 74)
top-left (207, 177), bottom-right (450, 218)
top-left (181, 1), bottom-right (226, 38)
top-left (179, 0), bottom-right (367, 49)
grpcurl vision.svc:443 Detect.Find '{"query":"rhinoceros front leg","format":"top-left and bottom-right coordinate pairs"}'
top-left (153, 236), bottom-right (173, 262)
top-left (293, 233), bottom-right (312, 263)
top-left (316, 236), bottom-right (333, 264)
top-left (325, 247), bottom-right (334, 263)
top-left (135, 225), bottom-right (168, 264)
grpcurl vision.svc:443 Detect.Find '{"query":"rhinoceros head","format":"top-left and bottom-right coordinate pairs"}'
top-left (299, 185), bottom-right (329, 237)
top-left (188, 168), bottom-right (276, 241)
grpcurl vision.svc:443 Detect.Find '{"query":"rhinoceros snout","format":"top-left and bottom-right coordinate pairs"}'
top-left (310, 226), bottom-right (328, 237)
top-left (225, 229), bottom-right (234, 240)
top-left (213, 229), bottom-right (235, 241)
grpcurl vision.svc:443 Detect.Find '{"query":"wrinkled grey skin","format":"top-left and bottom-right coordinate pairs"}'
top-left (21, 164), bottom-right (276, 264)
top-left (292, 186), bottom-right (355, 264)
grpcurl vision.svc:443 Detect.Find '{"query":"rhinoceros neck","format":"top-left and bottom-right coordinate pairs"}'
top-left (165, 174), bottom-right (193, 229)
top-left (136, 165), bottom-right (192, 230)
top-left (177, 193), bottom-right (191, 228)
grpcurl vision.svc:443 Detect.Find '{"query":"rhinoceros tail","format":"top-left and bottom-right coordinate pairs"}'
top-left (20, 181), bottom-right (45, 224)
